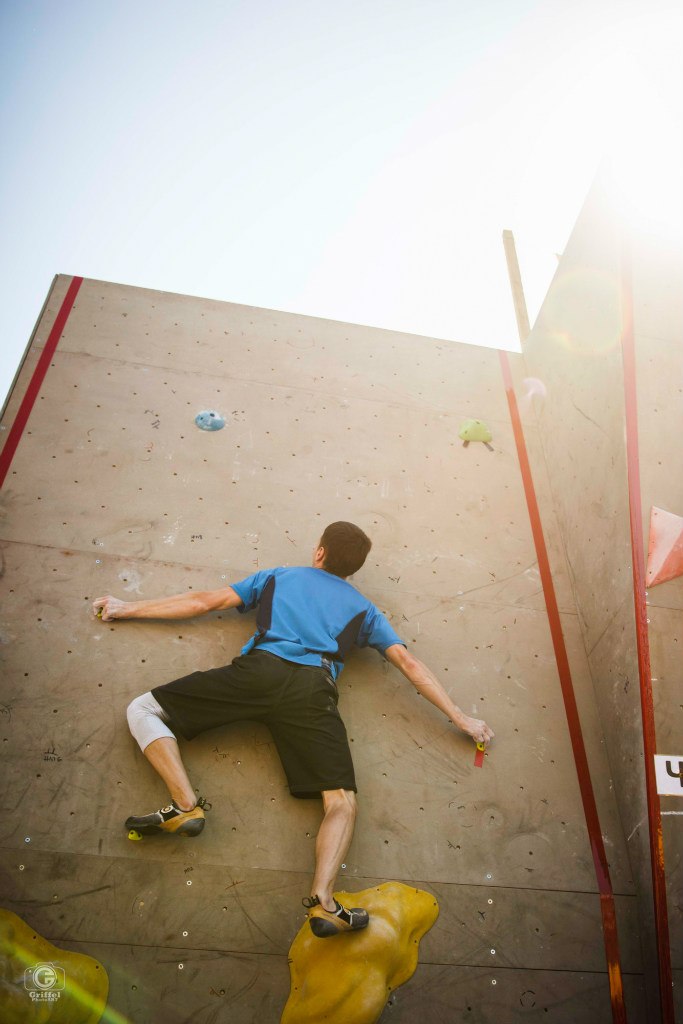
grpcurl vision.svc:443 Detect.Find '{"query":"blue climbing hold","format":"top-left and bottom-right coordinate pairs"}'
top-left (195, 410), bottom-right (225, 431)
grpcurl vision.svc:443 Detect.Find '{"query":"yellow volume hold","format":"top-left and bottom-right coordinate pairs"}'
top-left (282, 881), bottom-right (439, 1024)
top-left (0, 908), bottom-right (109, 1023)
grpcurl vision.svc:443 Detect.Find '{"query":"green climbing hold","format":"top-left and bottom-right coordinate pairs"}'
top-left (458, 419), bottom-right (493, 445)
top-left (128, 829), bottom-right (143, 841)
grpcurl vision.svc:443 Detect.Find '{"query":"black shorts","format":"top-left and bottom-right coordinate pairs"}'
top-left (151, 650), bottom-right (356, 799)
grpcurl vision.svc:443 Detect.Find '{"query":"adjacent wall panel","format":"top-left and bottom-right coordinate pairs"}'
top-left (521, 175), bottom-right (683, 1021)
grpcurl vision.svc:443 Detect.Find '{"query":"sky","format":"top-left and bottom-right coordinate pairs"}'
top-left (1, 0), bottom-right (682, 408)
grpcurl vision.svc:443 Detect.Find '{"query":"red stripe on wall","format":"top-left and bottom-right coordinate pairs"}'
top-left (499, 349), bottom-right (627, 1023)
top-left (0, 276), bottom-right (83, 490)
top-left (620, 244), bottom-right (674, 1022)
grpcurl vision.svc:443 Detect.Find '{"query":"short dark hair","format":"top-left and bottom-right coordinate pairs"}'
top-left (319, 521), bottom-right (372, 578)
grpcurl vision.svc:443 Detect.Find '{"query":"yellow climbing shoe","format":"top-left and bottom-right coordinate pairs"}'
top-left (124, 797), bottom-right (209, 836)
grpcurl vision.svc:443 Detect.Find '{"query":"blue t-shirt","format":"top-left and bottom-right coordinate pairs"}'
top-left (231, 566), bottom-right (404, 680)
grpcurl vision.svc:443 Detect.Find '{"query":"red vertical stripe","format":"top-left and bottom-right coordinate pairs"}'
top-left (620, 244), bottom-right (674, 1022)
top-left (0, 276), bottom-right (83, 489)
top-left (499, 350), bottom-right (627, 1023)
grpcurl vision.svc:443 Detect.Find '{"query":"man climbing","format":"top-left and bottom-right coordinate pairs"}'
top-left (93, 521), bottom-right (494, 938)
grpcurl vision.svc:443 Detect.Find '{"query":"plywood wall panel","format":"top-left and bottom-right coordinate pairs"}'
top-left (0, 348), bottom-right (571, 618)
top-left (59, 278), bottom-right (505, 412)
top-left (378, 964), bottom-right (648, 1023)
top-left (0, 849), bottom-right (642, 973)
top-left (1, 537), bottom-right (633, 893)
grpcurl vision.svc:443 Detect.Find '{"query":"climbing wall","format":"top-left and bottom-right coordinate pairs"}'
top-left (0, 270), bottom-right (651, 1021)
top-left (520, 172), bottom-right (683, 1021)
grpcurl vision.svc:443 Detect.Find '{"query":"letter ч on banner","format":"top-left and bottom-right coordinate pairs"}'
top-left (654, 755), bottom-right (683, 796)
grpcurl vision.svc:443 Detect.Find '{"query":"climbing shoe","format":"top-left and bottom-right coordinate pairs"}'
top-left (124, 797), bottom-right (210, 837)
top-left (302, 895), bottom-right (370, 938)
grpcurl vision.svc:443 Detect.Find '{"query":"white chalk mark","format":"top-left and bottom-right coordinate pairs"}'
top-left (119, 568), bottom-right (143, 595)
top-left (518, 377), bottom-right (547, 415)
top-left (626, 821), bottom-right (643, 841)
top-left (523, 377), bottom-right (547, 400)
top-left (163, 516), bottom-right (183, 546)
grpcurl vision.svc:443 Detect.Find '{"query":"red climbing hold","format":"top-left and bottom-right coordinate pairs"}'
top-left (646, 507), bottom-right (683, 587)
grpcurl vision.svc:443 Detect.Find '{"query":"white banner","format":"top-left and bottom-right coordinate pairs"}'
top-left (654, 756), bottom-right (683, 797)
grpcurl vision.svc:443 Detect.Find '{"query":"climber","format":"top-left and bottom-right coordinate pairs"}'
top-left (93, 521), bottom-right (494, 937)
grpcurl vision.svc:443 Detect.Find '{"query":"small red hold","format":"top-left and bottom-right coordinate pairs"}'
top-left (646, 507), bottom-right (683, 587)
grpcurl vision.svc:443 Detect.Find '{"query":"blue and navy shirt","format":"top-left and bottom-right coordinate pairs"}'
top-left (231, 566), bottom-right (405, 681)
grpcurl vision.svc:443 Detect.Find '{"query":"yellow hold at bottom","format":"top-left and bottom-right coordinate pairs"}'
top-left (0, 908), bottom-right (109, 1023)
top-left (282, 881), bottom-right (439, 1024)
